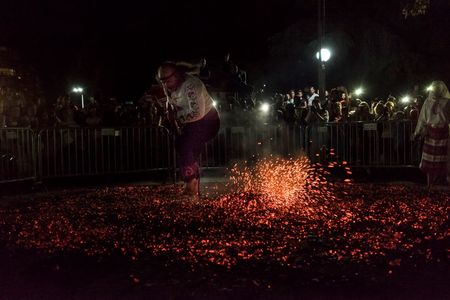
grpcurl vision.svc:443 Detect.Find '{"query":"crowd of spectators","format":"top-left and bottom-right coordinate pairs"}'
top-left (264, 86), bottom-right (422, 126)
top-left (0, 86), bottom-right (165, 129)
top-left (0, 84), bottom-right (424, 130)
top-left (1, 57), bottom-right (424, 130)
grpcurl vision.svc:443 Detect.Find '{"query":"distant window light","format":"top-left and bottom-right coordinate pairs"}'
top-left (0, 68), bottom-right (16, 77)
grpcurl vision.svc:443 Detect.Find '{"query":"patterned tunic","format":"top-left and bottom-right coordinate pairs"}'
top-left (168, 74), bottom-right (214, 124)
top-left (414, 97), bottom-right (450, 174)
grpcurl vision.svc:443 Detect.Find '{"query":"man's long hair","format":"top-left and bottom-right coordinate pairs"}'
top-left (158, 61), bottom-right (201, 78)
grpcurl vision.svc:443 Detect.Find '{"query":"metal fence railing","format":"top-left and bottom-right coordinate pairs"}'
top-left (0, 121), bottom-right (422, 185)
top-left (199, 121), bottom-right (421, 168)
top-left (37, 127), bottom-right (174, 179)
top-left (0, 128), bottom-right (37, 183)
top-left (308, 121), bottom-right (421, 166)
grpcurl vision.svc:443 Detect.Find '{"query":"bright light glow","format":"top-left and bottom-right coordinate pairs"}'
top-left (72, 86), bottom-right (85, 108)
top-left (212, 100), bottom-right (217, 107)
top-left (315, 48), bottom-right (331, 62)
top-left (72, 87), bottom-right (83, 93)
top-left (426, 85), bottom-right (434, 92)
top-left (260, 103), bottom-right (270, 113)
top-left (354, 88), bottom-right (363, 96)
top-left (401, 96), bottom-right (410, 104)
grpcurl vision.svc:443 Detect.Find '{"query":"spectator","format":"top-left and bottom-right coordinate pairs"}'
top-left (413, 80), bottom-right (450, 188)
top-left (197, 58), bottom-right (212, 84)
top-left (283, 93), bottom-right (296, 126)
top-left (355, 101), bottom-right (372, 121)
top-left (6, 106), bottom-right (20, 127)
top-left (328, 88), bottom-right (342, 122)
top-left (306, 98), bottom-right (328, 124)
top-left (307, 86), bottom-right (319, 107)
top-left (294, 90), bottom-right (308, 125)
top-left (409, 107), bottom-right (419, 122)
top-left (374, 102), bottom-right (389, 121)
top-left (385, 100), bottom-right (396, 119)
top-left (85, 107), bottom-right (102, 127)
top-left (392, 111), bottom-right (406, 121)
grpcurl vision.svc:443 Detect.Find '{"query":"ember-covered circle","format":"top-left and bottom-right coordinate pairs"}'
top-left (0, 157), bottom-right (448, 287)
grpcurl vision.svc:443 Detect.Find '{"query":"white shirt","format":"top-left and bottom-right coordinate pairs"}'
top-left (414, 97), bottom-right (450, 137)
top-left (307, 93), bottom-right (319, 106)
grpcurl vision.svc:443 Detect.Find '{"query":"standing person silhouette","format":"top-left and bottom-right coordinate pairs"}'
top-left (156, 61), bottom-right (220, 197)
top-left (413, 80), bottom-right (450, 189)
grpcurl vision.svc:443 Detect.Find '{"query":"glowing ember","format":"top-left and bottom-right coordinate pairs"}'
top-left (229, 155), bottom-right (318, 206)
top-left (227, 154), bottom-right (345, 221)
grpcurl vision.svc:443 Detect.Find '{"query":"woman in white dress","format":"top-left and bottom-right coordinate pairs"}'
top-left (413, 80), bottom-right (450, 189)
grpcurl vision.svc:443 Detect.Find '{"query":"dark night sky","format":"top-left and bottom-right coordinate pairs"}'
top-left (1, 0), bottom-right (449, 100)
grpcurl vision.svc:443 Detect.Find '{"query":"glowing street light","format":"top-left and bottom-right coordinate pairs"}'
top-left (401, 96), bottom-right (411, 104)
top-left (72, 86), bottom-right (85, 108)
top-left (259, 103), bottom-right (270, 114)
top-left (426, 84), bottom-right (434, 92)
top-left (315, 48), bottom-right (331, 62)
top-left (354, 87), bottom-right (364, 96)
top-left (316, 48), bottom-right (331, 106)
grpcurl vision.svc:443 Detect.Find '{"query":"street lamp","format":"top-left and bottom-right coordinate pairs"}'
top-left (354, 87), bottom-right (364, 96)
top-left (401, 96), bottom-right (411, 104)
top-left (315, 48), bottom-right (331, 62)
top-left (72, 86), bottom-right (84, 109)
top-left (259, 102), bottom-right (270, 114)
top-left (317, 0), bottom-right (327, 105)
top-left (316, 47), bottom-right (331, 105)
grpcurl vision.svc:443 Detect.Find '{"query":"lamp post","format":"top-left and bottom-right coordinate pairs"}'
top-left (316, 48), bottom-right (331, 105)
top-left (72, 87), bottom-right (84, 109)
top-left (317, 0), bottom-right (328, 105)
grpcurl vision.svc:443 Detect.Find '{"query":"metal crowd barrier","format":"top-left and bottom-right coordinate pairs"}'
top-left (37, 127), bottom-right (174, 179)
top-left (199, 120), bottom-right (421, 168)
top-left (0, 121), bottom-right (421, 185)
top-left (0, 128), bottom-right (37, 183)
top-left (308, 121), bottom-right (421, 167)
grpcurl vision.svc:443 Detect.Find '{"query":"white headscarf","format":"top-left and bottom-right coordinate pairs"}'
top-left (429, 80), bottom-right (450, 100)
top-left (429, 80), bottom-right (450, 113)
top-left (414, 80), bottom-right (450, 137)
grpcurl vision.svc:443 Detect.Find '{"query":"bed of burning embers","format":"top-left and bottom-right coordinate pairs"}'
top-left (0, 155), bottom-right (448, 293)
